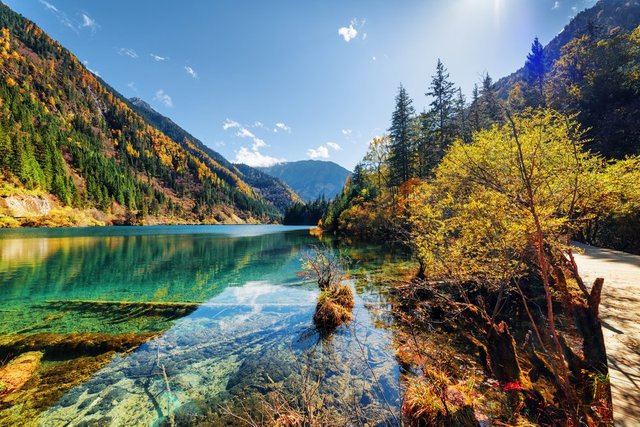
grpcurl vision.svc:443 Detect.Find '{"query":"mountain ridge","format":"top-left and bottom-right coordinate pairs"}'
top-left (256, 160), bottom-right (351, 202)
top-left (127, 97), bottom-right (302, 212)
top-left (0, 2), bottom-right (282, 226)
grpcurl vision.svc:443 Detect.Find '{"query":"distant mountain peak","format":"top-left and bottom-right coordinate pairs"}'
top-left (257, 160), bottom-right (351, 201)
top-left (129, 97), bottom-right (152, 110)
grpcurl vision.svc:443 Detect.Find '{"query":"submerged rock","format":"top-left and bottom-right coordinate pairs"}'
top-left (0, 351), bottom-right (43, 399)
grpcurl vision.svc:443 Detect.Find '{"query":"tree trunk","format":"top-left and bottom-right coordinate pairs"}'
top-left (486, 320), bottom-right (522, 383)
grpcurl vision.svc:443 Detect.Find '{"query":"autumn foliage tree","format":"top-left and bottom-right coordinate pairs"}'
top-left (407, 109), bottom-right (613, 425)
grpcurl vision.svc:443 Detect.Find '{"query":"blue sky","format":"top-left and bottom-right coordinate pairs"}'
top-left (5, 0), bottom-right (596, 170)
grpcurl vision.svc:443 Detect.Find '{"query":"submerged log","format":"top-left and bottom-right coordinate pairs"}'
top-left (0, 351), bottom-right (43, 399)
top-left (45, 299), bottom-right (199, 320)
top-left (0, 332), bottom-right (157, 360)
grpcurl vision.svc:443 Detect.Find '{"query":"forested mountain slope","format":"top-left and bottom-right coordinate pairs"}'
top-left (495, 0), bottom-right (640, 157)
top-left (257, 160), bottom-right (350, 201)
top-left (0, 2), bottom-right (280, 226)
top-left (129, 98), bottom-right (301, 213)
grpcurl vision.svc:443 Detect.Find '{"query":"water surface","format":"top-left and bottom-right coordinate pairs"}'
top-left (0, 225), bottom-right (401, 425)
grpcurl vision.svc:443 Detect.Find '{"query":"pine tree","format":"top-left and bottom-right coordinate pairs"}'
top-left (454, 87), bottom-right (469, 142)
top-left (426, 59), bottom-right (456, 155)
top-left (388, 84), bottom-right (416, 188)
top-left (414, 111), bottom-right (437, 178)
top-left (525, 37), bottom-right (546, 106)
top-left (480, 73), bottom-right (502, 127)
top-left (469, 84), bottom-right (481, 134)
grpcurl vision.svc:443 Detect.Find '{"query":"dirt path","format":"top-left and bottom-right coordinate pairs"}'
top-left (572, 243), bottom-right (640, 426)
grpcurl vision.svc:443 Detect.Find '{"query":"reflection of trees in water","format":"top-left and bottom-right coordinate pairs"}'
top-left (1, 231), bottom-right (312, 305)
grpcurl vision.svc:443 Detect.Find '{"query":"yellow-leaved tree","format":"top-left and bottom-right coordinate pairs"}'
top-left (408, 108), bottom-right (612, 425)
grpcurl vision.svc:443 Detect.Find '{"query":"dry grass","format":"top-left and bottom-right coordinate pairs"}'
top-left (313, 285), bottom-right (354, 331)
top-left (402, 373), bottom-right (479, 427)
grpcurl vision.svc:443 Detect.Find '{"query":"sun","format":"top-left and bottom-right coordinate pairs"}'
top-left (493, 0), bottom-right (504, 25)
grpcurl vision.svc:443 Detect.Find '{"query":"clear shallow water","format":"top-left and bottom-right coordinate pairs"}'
top-left (0, 225), bottom-right (401, 425)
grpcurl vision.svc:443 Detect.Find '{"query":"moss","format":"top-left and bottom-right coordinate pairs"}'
top-left (0, 352), bottom-right (115, 426)
top-left (0, 332), bottom-right (157, 360)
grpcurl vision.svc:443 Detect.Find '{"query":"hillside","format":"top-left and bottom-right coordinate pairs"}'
top-left (494, 0), bottom-right (640, 157)
top-left (129, 98), bottom-right (301, 213)
top-left (496, 0), bottom-right (640, 97)
top-left (256, 160), bottom-right (351, 201)
top-left (0, 2), bottom-right (280, 227)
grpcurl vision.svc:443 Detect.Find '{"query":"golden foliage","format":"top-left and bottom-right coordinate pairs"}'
top-left (408, 109), bottom-right (603, 283)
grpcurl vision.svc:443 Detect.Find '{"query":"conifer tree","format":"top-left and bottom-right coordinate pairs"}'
top-left (426, 59), bottom-right (456, 154)
top-left (525, 37), bottom-right (546, 106)
top-left (469, 84), bottom-right (481, 134)
top-left (454, 87), bottom-right (470, 142)
top-left (388, 84), bottom-right (416, 188)
top-left (480, 73), bottom-right (502, 127)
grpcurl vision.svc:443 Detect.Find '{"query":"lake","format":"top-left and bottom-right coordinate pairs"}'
top-left (0, 225), bottom-right (402, 426)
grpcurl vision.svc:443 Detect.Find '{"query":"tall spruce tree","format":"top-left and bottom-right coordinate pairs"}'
top-left (426, 59), bottom-right (456, 157)
top-left (454, 87), bottom-right (470, 142)
top-left (388, 84), bottom-right (416, 188)
top-left (414, 110), bottom-right (437, 178)
top-left (480, 73), bottom-right (502, 127)
top-left (469, 84), bottom-right (481, 134)
top-left (525, 37), bottom-right (546, 106)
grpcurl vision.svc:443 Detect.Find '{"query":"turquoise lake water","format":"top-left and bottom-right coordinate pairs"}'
top-left (0, 225), bottom-right (402, 425)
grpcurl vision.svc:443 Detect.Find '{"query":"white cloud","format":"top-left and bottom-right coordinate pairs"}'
top-left (154, 89), bottom-right (173, 108)
top-left (236, 127), bottom-right (255, 139)
top-left (215, 141), bottom-right (226, 147)
top-left (223, 118), bottom-right (282, 166)
top-left (307, 141), bottom-right (342, 159)
top-left (118, 48), bottom-right (138, 59)
top-left (39, 0), bottom-right (76, 31)
top-left (372, 56), bottom-right (377, 61)
top-left (80, 12), bottom-right (98, 32)
top-left (184, 65), bottom-right (198, 79)
top-left (223, 119), bottom-right (269, 151)
top-left (40, 0), bottom-right (59, 12)
top-left (307, 145), bottom-right (330, 159)
top-left (223, 119), bottom-right (240, 130)
top-left (127, 81), bottom-right (137, 92)
top-left (338, 21), bottom-right (358, 42)
top-left (362, 32), bottom-right (368, 41)
top-left (150, 53), bottom-right (169, 61)
top-left (274, 122), bottom-right (291, 133)
top-left (252, 138), bottom-right (267, 150)
top-left (552, 1), bottom-right (560, 9)
top-left (235, 147), bottom-right (284, 167)
top-left (341, 129), bottom-right (353, 136)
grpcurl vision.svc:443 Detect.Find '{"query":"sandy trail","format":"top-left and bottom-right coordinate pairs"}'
top-left (572, 243), bottom-right (640, 426)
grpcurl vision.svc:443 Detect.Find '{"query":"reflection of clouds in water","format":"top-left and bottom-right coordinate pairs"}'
top-left (218, 281), bottom-right (316, 329)
top-left (231, 280), bottom-right (278, 307)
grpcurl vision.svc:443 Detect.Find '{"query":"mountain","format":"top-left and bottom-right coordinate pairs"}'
top-left (0, 2), bottom-right (281, 226)
top-left (128, 98), bottom-right (301, 212)
top-left (256, 160), bottom-right (351, 201)
top-left (232, 164), bottom-right (302, 212)
top-left (494, 0), bottom-right (640, 157)
top-left (496, 0), bottom-right (640, 98)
